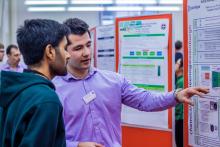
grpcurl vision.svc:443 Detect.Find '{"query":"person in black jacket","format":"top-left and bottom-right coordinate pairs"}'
top-left (0, 19), bottom-right (70, 147)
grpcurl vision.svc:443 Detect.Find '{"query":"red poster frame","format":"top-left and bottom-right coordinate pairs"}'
top-left (115, 14), bottom-right (173, 129)
top-left (183, 0), bottom-right (191, 146)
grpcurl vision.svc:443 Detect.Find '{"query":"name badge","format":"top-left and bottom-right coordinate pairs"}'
top-left (83, 90), bottom-right (96, 104)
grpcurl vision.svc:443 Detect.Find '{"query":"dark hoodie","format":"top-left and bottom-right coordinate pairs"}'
top-left (0, 71), bottom-right (66, 147)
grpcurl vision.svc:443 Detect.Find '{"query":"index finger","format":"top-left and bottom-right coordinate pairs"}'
top-left (190, 89), bottom-right (204, 98)
top-left (194, 87), bottom-right (209, 94)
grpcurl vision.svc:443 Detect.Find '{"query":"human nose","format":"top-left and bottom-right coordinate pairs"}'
top-left (82, 46), bottom-right (90, 56)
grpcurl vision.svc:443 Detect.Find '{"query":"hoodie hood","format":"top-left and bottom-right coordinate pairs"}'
top-left (0, 71), bottom-right (55, 108)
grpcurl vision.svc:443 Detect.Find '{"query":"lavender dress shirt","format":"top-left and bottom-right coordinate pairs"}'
top-left (53, 68), bottom-right (177, 147)
top-left (0, 62), bottom-right (24, 72)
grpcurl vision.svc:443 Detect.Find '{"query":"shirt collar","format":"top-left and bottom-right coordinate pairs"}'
top-left (62, 67), bottom-right (97, 81)
top-left (3, 61), bottom-right (21, 69)
top-left (2, 62), bottom-right (21, 70)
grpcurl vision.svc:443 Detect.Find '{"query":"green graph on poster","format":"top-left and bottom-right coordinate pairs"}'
top-left (212, 71), bottom-right (220, 88)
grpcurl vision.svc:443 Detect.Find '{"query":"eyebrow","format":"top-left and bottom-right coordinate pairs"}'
top-left (74, 44), bottom-right (83, 48)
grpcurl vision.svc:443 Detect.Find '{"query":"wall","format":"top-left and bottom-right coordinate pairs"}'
top-left (172, 11), bottom-right (183, 42)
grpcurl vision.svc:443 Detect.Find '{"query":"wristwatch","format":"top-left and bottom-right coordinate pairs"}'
top-left (174, 88), bottom-right (183, 103)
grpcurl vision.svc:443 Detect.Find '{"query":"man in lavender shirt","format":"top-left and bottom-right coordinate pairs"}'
top-left (53, 18), bottom-right (209, 147)
top-left (1, 44), bottom-right (24, 72)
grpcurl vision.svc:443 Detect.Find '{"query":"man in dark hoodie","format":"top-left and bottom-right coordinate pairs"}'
top-left (0, 19), bottom-right (70, 146)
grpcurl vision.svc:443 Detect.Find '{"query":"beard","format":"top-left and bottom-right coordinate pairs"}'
top-left (49, 62), bottom-right (68, 77)
top-left (49, 50), bottom-right (68, 76)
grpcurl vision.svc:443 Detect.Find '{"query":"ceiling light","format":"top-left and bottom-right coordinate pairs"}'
top-left (145, 6), bottom-right (181, 11)
top-left (25, 0), bottom-right (68, 5)
top-left (106, 6), bottom-right (143, 11)
top-left (68, 7), bottom-right (105, 11)
top-left (116, 0), bottom-right (157, 4)
top-left (71, 0), bottom-right (113, 4)
top-left (28, 7), bottom-right (66, 12)
top-left (159, 0), bottom-right (182, 4)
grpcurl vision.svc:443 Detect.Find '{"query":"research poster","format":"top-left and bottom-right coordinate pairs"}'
top-left (187, 0), bottom-right (220, 146)
top-left (118, 17), bottom-right (171, 128)
top-left (96, 25), bottom-right (115, 71)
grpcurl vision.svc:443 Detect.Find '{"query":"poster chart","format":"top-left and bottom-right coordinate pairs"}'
top-left (90, 27), bottom-right (96, 67)
top-left (95, 25), bottom-right (115, 71)
top-left (116, 14), bottom-right (173, 129)
top-left (184, 0), bottom-right (220, 146)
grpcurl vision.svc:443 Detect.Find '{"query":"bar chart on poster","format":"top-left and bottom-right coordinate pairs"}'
top-left (184, 0), bottom-right (220, 146)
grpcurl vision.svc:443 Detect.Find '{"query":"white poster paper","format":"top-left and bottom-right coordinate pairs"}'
top-left (118, 18), bottom-right (170, 128)
top-left (96, 25), bottom-right (115, 71)
top-left (187, 0), bottom-right (220, 146)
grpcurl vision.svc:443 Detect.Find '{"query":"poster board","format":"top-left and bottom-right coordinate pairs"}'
top-left (95, 25), bottom-right (115, 71)
top-left (116, 14), bottom-right (173, 129)
top-left (184, 0), bottom-right (220, 146)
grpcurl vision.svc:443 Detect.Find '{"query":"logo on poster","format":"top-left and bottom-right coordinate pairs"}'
top-left (188, 5), bottom-right (200, 12)
top-left (161, 24), bottom-right (166, 30)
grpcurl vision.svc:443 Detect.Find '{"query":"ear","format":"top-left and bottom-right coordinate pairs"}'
top-left (45, 44), bottom-right (56, 61)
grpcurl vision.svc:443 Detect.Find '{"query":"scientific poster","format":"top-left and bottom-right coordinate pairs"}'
top-left (187, 0), bottom-right (220, 146)
top-left (118, 16), bottom-right (171, 128)
top-left (96, 25), bottom-right (115, 71)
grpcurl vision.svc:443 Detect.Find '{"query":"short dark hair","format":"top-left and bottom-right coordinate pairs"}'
top-left (0, 43), bottom-right (4, 49)
top-left (17, 19), bottom-right (70, 65)
top-left (179, 58), bottom-right (183, 69)
top-left (6, 44), bottom-right (18, 55)
top-left (175, 40), bottom-right (182, 50)
top-left (63, 18), bottom-right (90, 43)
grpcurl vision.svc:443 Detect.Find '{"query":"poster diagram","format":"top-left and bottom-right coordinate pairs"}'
top-left (119, 19), bottom-right (169, 92)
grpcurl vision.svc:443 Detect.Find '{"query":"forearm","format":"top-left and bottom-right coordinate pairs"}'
top-left (123, 89), bottom-right (177, 112)
top-left (139, 91), bottom-right (177, 111)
